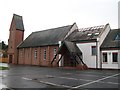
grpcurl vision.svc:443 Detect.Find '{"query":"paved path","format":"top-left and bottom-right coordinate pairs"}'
top-left (0, 63), bottom-right (8, 67)
top-left (1, 64), bottom-right (120, 90)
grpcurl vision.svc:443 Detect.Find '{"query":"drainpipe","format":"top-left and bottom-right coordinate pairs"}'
top-left (96, 38), bottom-right (99, 69)
top-left (96, 41), bottom-right (98, 69)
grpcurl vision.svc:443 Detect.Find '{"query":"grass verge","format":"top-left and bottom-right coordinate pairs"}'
top-left (0, 66), bottom-right (9, 70)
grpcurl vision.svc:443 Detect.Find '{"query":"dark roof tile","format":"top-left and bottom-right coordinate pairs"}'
top-left (101, 29), bottom-right (120, 49)
top-left (18, 25), bottom-right (72, 48)
top-left (13, 14), bottom-right (24, 31)
top-left (57, 41), bottom-right (82, 54)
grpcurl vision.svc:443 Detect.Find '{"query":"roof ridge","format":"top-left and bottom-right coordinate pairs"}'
top-left (13, 14), bottom-right (22, 18)
top-left (32, 25), bottom-right (72, 33)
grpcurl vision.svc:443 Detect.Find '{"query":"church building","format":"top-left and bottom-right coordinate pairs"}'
top-left (8, 14), bottom-right (120, 69)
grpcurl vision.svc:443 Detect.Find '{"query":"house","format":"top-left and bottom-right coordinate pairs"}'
top-left (0, 41), bottom-right (8, 63)
top-left (7, 14), bottom-right (24, 64)
top-left (101, 29), bottom-right (120, 69)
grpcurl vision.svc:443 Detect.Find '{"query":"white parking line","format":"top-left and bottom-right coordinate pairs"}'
top-left (64, 72), bottom-right (107, 78)
top-left (59, 76), bottom-right (92, 82)
top-left (45, 74), bottom-right (93, 82)
top-left (70, 73), bottom-right (120, 89)
top-left (22, 76), bottom-right (73, 88)
top-left (75, 71), bottom-right (120, 77)
top-left (22, 77), bottom-right (32, 80)
top-left (39, 80), bottom-right (73, 88)
top-left (22, 73), bottom-right (120, 90)
top-left (99, 81), bottom-right (120, 85)
top-left (0, 83), bottom-right (8, 89)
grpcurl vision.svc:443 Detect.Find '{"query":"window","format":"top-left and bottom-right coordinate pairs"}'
top-left (20, 50), bottom-right (23, 55)
top-left (103, 53), bottom-right (107, 62)
top-left (20, 50), bottom-right (23, 59)
top-left (44, 49), bottom-right (46, 60)
top-left (94, 32), bottom-right (99, 35)
top-left (115, 34), bottom-right (120, 40)
top-left (91, 46), bottom-right (97, 55)
top-left (54, 48), bottom-right (56, 60)
top-left (112, 52), bottom-right (118, 62)
top-left (87, 33), bottom-right (92, 36)
top-left (34, 49), bottom-right (37, 60)
top-left (28, 52), bottom-right (29, 58)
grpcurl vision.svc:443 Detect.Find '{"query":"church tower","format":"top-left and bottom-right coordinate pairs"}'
top-left (8, 14), bottom-right (24, 64)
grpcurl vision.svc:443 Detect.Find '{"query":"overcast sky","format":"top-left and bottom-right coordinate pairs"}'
top-left (0, 0), bottom-right (119, 44)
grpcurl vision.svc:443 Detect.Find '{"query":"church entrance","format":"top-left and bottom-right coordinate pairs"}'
top-left (9, 55), bottom-right (13, 63)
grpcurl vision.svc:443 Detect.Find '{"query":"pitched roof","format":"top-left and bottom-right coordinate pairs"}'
top-left (57, 41), bottom-right (82, 54)
top-left (66, 24), bottom-right (107, 42)
top-left (13, 14), bottom-right (24, 31)
top-left (101, 29), bottom-right (120, 49)
top-left (18, 25), bottom-right (73, 48)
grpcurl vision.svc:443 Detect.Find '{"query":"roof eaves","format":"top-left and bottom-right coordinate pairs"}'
top-left (73, 39), bottom-right (97, 43)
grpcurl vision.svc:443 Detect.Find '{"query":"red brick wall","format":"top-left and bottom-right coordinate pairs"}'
top-left (15, 30), bottom-right (24, 48)
top-left (8, 19), bottom-right (16, 54)
top-left (24, 48), bottom-right (31, 65)
top-left (31, 48), bottom-right (40, 65)
top-left (49, 46), bottom-right (59, 66)
top-left (18, 45), bottom-right (59, 66)
top-left (18, 48), bottom-right (24, 64)
top-left (8, 17), bottom-right (24, 64)
top-left (40, 46), bottom-right (48, 66)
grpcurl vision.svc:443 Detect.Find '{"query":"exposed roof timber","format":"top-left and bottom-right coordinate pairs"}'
top-left (79, 25), bottom-right (105, 31)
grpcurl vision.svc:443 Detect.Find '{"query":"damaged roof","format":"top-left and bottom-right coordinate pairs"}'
top-left (13, 14), bottom-right (24, 31)
top-left (18, 25), bottom-right (73, 48)
top-left (66, 24), bottom-right (108, 42)
top-left (101, 29), bottom-right (120, 49)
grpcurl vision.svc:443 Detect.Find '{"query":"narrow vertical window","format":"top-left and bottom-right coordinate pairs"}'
top-left (112, 52), bottom-right (118, 62)
top-left (103, 53), bottom-right (107, 62)
top-left (44, 49), bottom-right (46, 60)
top-left (91, 46), bottom-right (96, 55)
top-left (54, 48), bottom-right (56, 60)
top-left (34, 49), bottom-right (37, 60)
top-left (20, 50), bottom-right (22, 56)
top-left (28, 52), bottom-right (29, 58)
top-left (20, 50), bottom-right (23, 58)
